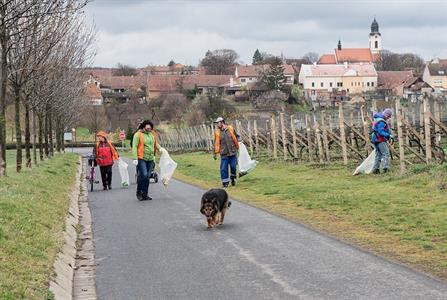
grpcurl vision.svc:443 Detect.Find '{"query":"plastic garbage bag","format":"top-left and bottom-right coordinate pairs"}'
top-left (353, 149), bottom-right (376, 175)
top-left (238, 142), bottom-right (258, 177)
top-left (159, 148), bottom-right (177, 186)
top-left (118, 158), bottom-right (130, 187)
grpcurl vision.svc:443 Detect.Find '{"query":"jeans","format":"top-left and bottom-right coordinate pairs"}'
top-left (373, 142), bottom-right (390, 170)
top-left (137, 159), bottom-right (155, 196)
top-left (220, 155), bottom-right (237, 184)
top-left (99, 165), bottom-right (112, 187)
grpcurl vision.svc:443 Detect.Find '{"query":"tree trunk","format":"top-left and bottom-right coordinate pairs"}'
top-left (32, 110), bottom-right (37, 165)
top-left (44, 107), bottom-right (49, 157)
top-left (48, 111), bottom-right (54, 156)
top-left (55, 117), bottom-right (61, 152)
top-left (14, 86), bottom-right (22, 172)
top-left (0, 24), bottom-right (8, 176)
top-left (24, 98), bottom-right (31, 168)
top-left (38, 113), bottom-right (44, 161)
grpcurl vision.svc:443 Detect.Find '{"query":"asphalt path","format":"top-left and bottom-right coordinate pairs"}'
top-left (85, 154), bottom-right (447, 300)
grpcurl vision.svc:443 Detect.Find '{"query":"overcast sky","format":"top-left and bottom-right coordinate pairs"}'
top-left (84, 0), bottom-right (447, 67)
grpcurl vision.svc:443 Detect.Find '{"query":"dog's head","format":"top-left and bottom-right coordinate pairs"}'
top-left (200, 197), bottom-right (218, 219)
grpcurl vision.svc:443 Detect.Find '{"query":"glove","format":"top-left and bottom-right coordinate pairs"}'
top-left (132, 160), bottom-right (138, 166)
top-left (213, 153), bottom-right (217, 160)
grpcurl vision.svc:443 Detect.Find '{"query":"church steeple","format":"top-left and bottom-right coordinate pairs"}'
top-left (337, 40), bottom-right (342, 50)
top-left (369, 18), bottom-right (382, 54)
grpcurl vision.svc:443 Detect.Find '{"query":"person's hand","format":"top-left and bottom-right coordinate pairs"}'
top-left (159, 147), bottom-right (167, 154)
top-left (213, 153), bottom-right (217, 160)
top-left (133, 160), bottom-right (138, 166)
top-left (388, 136), bottom-right (395, 145)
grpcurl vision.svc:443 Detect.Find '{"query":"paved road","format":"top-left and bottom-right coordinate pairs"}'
top-left (87, 156), bottom-right (447, 300)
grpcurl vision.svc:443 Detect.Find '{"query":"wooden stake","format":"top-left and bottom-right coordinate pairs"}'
top-left (423, 97), bottom-right (432, 163)
top-left (360, 105), bottom-right (371, 154)
top-left (266, 119), bottom-right (271, 158)
top-left (254, 120), bottom-right (259, 158)
top-left (338, 103), bottom-right (348, 165)
top-left (271, 115), bottom-right (278, 159)
top-left (280, 113), bottom-right (287, 160)
top-left (313, 114), bottom-right (324, 163)
top-left (305, 114), bottom-right (314, 162)
top-left (395, 98), bottom-right (406, 172)
top-left (247, 120), bottom-right (253, 156)
top-left (321, 111), bottom-right (330, 162)
top-left (290, 116), bottom-right (298, 160)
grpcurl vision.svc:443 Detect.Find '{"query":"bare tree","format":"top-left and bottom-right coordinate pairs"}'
top-left (200, 49), bottom-right (239, 75)
top-left (113, 63), bottom-right (138, 76)
top-left (302, 52), bottom-right (319, 64)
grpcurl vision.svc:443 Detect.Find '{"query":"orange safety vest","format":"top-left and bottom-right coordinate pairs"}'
top-left (137, 131), bottom-right (158, 159)
top-left (214, 125), bottom-right (239, 154)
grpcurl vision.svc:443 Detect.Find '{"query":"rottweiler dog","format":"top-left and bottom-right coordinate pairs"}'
top-left (200, 188), bottom-right (231, 229)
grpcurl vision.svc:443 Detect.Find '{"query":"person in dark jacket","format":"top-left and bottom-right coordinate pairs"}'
top-left (371, 108), bottom-right (393, 174)
top-left (213, 117), bottom-right (240, 187)
top-left (93, 131), bottom-right (119, 190)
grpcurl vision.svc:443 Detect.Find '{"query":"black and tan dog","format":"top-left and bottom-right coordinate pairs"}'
top-left (200, 188), bottom-right (231, 229)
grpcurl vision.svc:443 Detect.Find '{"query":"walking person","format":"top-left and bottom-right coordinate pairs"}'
top-left (213, 117), bottom-right (239, 188)
top-left (94, 131), bottom-right (119, 190)
top-left (371, 108), bottom-right (393, 174)
top-left (132, 120), bottom-right (161, 201)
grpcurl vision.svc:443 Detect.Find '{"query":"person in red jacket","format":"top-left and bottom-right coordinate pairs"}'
top-left (93, 131), bottom-right (119, 190)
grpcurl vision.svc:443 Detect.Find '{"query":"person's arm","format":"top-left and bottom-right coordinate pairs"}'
top-left (132, 133), bottom-right (139, 160)
top-left (377, 122), bottom-right (391, 139)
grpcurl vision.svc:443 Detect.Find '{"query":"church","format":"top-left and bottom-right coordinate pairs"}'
top-left (318, 19), bottom-right (382, 64)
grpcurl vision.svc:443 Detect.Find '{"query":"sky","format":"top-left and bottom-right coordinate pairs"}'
top-left (84, 0), bottom-right (447, 67)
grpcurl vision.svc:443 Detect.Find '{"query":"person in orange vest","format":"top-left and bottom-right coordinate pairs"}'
top-left (93, 131), bottom-right (119, 190)
top-left (213, 117), bottom-right (240, 188)
top-left (132, 120), bottom-right (161, 201)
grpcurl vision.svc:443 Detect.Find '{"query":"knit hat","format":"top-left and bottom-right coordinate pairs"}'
top-left (96, 131), bottom-right (107, 138)
top-left (383, 108), bottom-right (393, 118)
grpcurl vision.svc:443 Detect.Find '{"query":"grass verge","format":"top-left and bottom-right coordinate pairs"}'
top-left (0, 151), bottom-right (80, 299)
top-left (172, 151), bottom-right (447, 281)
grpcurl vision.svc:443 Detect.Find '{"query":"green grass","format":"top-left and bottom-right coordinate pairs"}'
top-left (172, 152), bottom-right (447, 280)
top-left (0, 151), bottom-right (79, 299)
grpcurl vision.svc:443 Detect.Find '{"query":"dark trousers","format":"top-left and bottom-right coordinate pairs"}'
top-left (220, 155), bottom-right (237, 184)
top-left (99, 165), bottom-right (113, 187)
top-left (137, 159), bottom-right (155, 196)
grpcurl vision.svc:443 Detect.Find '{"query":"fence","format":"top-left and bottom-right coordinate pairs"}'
top-left (160, 96), bottom-right (447, 171)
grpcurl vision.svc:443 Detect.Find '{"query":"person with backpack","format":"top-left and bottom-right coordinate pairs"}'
top-left (132, 120), bottom-right (161, 201)
top-left (93, 131), bottom-right (119, 190)
top-left (371, 108), bottom-right (394, 174)
top-left (213, 117), bottom-right (240, 188)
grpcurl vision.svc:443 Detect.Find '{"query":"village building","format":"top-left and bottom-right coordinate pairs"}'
top-left (422, 58), bottom-right (447, 91)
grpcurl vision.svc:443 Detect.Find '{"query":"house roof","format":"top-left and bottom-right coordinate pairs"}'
top-left (100, 76), bottom-right (147, 90)
top-left (334, 48), bottom-right (377, 63)
top-left (427, 63), bottom-right (447, 76)
top-left (318, 54), bottom-right (337, 64)
top-left (377, 71), bottom-right (414, 90)
top-left (84, 83), bottom-right (102, 99)
top-left (237, 64), bottom-right (295, 77)
top-left (148, 75), bottom-right (232, 92)
top-left (300, 63), bottom-right (377, 77)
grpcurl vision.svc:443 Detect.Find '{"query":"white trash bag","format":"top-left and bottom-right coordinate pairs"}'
top-left (238, 142), bottom-right (258, 177)
top-left (159, 148), bottom-right (177, 186)
top-left (353, 149), bottom-right (376, 175)
top-left (118, 158), bottom-right (130, 187)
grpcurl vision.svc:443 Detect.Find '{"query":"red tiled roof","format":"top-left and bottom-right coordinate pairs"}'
top-left (100, 76), bottom-right (147, 90)
top-left (377, 71), bottom-right (414, 90)
top-left (335, 48), bottom-right (374, 63)
top-left (318, 54), bottom-right (337, 64)
top-left (148, 75), bottom-right (232, 92)
top-left (302, 64), bottom-right (377, 77)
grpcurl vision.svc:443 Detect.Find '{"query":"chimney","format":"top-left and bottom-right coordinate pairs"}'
top-left (338, 40), bottom-right (342, 51)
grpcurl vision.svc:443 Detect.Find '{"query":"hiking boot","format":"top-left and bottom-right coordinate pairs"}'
top-left (136, 191), bottom-right (143, 200)
top-left (141, 194), bottom-right (152, 201)
top-left (372, 169), bottom-right (380, 174)
top-left (231, 178), bottom-right (236, 186)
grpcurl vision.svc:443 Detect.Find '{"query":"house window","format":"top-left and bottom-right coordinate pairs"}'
top-left (330, 82), bottom-right (333, 87)
top-left (241, 78), bottom-right (246, 83)
top-left (347, 89), bottom-right (350, 92)
top-left (371, 82), bottom-right (374, 87)
top-left (312, 82), bottom-right (315, 87)
top-left (320, 82), bottom-right (324, 87)
top-left (249, 77), bottom-right (253, 80)
top-left (367, 82), bottom-right (370, 87)
top-left (351, 82), bottom-right (353, 87)
top-left (375, 41), bottom-right (378, 49)
top-left (337, 82), bottom-right (343, 87)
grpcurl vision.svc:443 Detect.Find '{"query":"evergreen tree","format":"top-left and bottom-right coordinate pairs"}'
top-left (252, 49), bottom-right (263, 65)
top-left (260, 57), bottom-right (286, 91)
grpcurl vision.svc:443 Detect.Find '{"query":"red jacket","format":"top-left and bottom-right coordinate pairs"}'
top-left (95, 141), bottom-right (118, 167)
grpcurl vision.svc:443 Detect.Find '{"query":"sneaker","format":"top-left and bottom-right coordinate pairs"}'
top-left (231, 178), bottom-right (236, 186)
top-left (222, 182), bottom-right (229, 188)
top-left (108, 185), bottom-right (112, 190)
top-left (103, 186), bottom-right (107, 190)
top-left (383, 168), bottom-right (389, 173)
top-left (372, 169), bottom-right (380, 174)
top-left (136, 191), bottom-right (143, 200)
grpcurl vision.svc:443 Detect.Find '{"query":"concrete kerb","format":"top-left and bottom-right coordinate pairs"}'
top-left (49, 156), bottom-right (97, 299)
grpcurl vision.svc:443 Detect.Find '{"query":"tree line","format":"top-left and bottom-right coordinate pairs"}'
top-left (0, 0), bottom-right (95, 176)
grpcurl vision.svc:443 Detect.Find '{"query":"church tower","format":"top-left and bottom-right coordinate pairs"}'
top-left (369, 18), bottom-right (382, 54)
